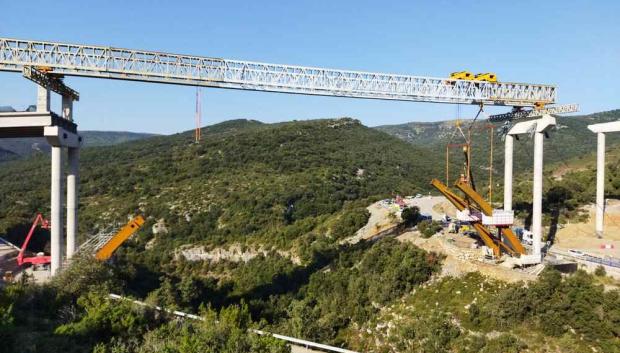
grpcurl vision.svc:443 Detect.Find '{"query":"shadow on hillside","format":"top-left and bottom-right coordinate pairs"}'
top-left (547, 208), bottom-right (560, 245)
top-left (514, 201), bottom-right (533, 230)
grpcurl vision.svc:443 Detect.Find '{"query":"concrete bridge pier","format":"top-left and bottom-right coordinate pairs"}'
top-left (505, 114), bottom-right (556, 262)
top-left (0, 80), bottom-right (81, 276)
top-left (503, 134), bottom-right (514, 211)
top-left (588, 121), bottom-right (620, 238)
top-left (532, 128), bottom-right (545, 258)
top-left (36, 86), bottom-right (63, 275)
top-left (66, 147), bottom-right (79, 260)
top-left (63, 96), bottom-right (79, 260)
top-left (50, 145), bottom-right (65, 274)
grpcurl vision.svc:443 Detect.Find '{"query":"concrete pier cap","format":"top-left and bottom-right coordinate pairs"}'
top-left (507, 114), bottom-right (556, 136)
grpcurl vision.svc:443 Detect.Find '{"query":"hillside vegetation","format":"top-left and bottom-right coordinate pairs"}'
top-left (0, 118), bottom-right (436, 249)
top-left (1, 116), bottom-right (620, 352)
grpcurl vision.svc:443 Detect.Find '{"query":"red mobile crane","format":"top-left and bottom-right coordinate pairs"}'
top-left (17, 213), bottom-right (51, 266)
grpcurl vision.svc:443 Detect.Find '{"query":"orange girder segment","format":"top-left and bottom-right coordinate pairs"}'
top-left (454, 181), bottom-right (525, 255)
top-left (95, 216), bottom-right (145, 260)
top-left (430, 179), bottom-right (501, 257)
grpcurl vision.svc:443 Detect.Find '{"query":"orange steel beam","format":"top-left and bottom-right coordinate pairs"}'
top-left (431, 179), bottom-right (502, 257)
top-left (95, 216), bottom-right (145, 260)
top-left (454, 180), bottom-right (525, 255)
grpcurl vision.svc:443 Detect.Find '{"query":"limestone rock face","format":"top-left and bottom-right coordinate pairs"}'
top-left (152, 219), bottom-right (168, 235)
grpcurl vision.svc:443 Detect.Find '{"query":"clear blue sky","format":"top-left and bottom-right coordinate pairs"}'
top-left (1, 0), bottom-right (618, 134)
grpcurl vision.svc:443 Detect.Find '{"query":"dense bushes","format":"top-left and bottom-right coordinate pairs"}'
top-left (280, 239), bottom-right (442, 343)
top-left (1, 237), bottom-right (442, 352)
top-left (1, 271), bottom-right (288, 353)
top-left (480, 269), bottom-right (620, 346)
top-left (355, 270), bottom-right (620, 353)
top-left (418, 220), bottom-right (443, 238)
top-left (92, 305), bottom-right (289, 353)
top-left (329, 206), bottom-right (370, 239)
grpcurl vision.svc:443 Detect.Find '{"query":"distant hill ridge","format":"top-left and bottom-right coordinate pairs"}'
top-left (374, 109), bottom-right (620, 174)
top-left (0, 130), bottom-right (158, 162)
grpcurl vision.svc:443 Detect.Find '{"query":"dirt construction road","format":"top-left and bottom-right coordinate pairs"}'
top-left (554, 200), bottom-right (620, 258)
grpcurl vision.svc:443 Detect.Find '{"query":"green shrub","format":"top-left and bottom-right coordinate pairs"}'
top-left (401, 206), bottom-right (421, 227)
top-left (418, 220), bottom-right (442, 238)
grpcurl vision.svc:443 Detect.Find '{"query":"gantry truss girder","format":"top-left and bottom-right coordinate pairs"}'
top-left (0, 38), bottom-right (555, 106)
top-left (489, 103), bottom-right (579, 122)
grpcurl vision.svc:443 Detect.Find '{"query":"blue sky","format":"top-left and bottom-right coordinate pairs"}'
top-left (1, 0), bottom-right (618, 134)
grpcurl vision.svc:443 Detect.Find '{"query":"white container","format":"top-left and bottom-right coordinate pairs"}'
top-left (482, 210), bottom-right (514, 226)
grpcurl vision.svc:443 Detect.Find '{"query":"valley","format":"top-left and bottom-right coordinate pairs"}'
top-left (1, 112), bottom-right (620, 352)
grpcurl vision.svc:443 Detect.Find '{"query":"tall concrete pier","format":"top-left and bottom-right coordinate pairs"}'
top-left (505, 115), bottom-right (556, 261)
top-left (588, 121), bottom-right (620, 238)
top-left (503, 134), bottom-right (514, 211)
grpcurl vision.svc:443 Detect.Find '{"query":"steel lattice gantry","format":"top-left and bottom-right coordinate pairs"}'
top-left (0, 38), bottom-right (555, 106)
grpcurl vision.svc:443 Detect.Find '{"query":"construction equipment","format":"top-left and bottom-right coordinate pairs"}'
top-left (454, 180), bottom-right (526, 255)
top-left (94, 216), bottom-right (145, 260)
top-left (35, 65), bottom-right (53, 73)
top-left (23, 66), bottom-right (79, 102)
top-left (17, 214), bottom-right (144, 269)
top-left (489, 103), bottom-right (579, 122)
top-left (17, 213), bottom-right (51, 267)
top-left (475, 73), bottom-right (497, 82)
top-left (450, 71), bottom-right (474, 80)
top-left (431, 179), bottom-right (515, 257)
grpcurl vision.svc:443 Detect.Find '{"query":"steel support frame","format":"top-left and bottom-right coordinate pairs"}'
top-left (489, 103), bottom-right (579, 122)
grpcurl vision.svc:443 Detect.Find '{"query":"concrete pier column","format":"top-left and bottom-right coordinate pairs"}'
top-left (503, 134), bottom-right (514, 211)
top-left (62, 96), bottom-right (73, 121)
top-left (595, 132), bottom-right (605, 238)
top-left (66, 147), bottom-right (79, 259)
top-left (37, 86), bottom-right (50, 112)
top-left (50, 146), bottom-right (65, 275)
top-left (532, 131), bottom-right (544, 259)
